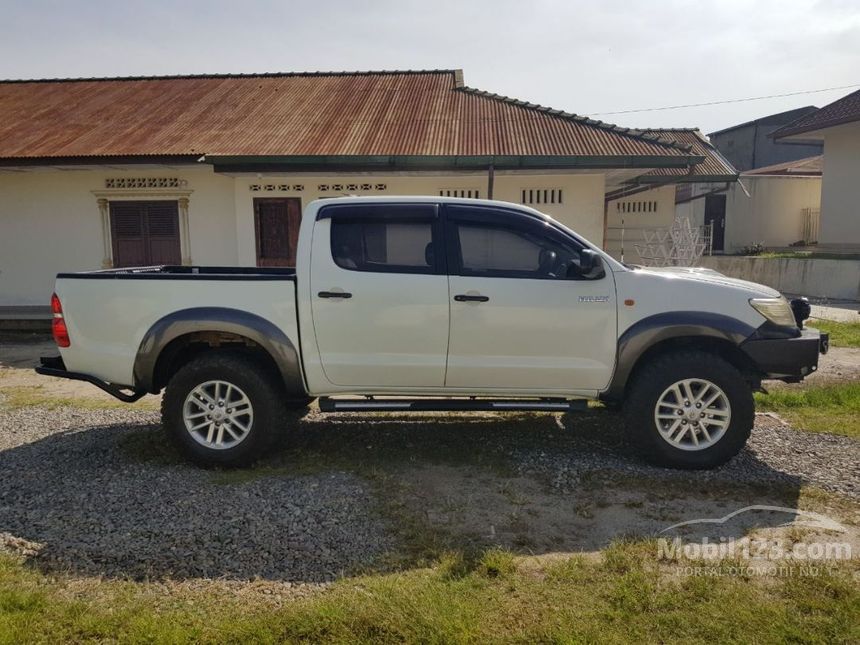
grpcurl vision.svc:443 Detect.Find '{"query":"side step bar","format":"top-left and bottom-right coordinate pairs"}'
top-left (318, 397), bottom-right (588, 413)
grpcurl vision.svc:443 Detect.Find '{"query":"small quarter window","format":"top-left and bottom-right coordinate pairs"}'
top-left (328, 205), bottom-right (439, 274)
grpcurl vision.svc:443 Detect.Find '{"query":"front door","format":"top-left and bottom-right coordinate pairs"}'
top-left (704, 194), bottom-right (726, 253)
top-left (444, 205), bottom-right (617, 392)
top-left (309, 202), bottom-right (450, 387)
top-left (254, 198), bottom-right (301, 267)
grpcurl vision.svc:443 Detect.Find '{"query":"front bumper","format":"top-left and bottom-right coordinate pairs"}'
top-left (740, 327), bottom-right (829, 382)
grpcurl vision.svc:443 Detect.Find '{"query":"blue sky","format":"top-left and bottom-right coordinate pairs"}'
top-left (2, 0), bottom-right (858, 132)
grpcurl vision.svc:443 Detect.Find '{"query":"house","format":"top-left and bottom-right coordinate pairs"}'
top-left (718, 156), bottom-right (823, 253)
top-left (605, 129), bottom-right (737, 260)
top-left (774, 89), bottom-right (860, 249)
top-left (708, 107), bottom-right (823, 172)
top-left (0, 69), bottom-right (733, 313)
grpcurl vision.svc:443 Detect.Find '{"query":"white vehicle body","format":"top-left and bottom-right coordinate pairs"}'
top-left (41, 196), bottom-right (826, 468)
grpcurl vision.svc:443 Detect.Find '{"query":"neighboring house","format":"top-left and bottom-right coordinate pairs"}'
top-left (720, 156), bottom-right (822, 253)
top-left (774, 89), bottom-right (860, 249)
top-left (605, 129), bottom-right (737, 260)
top-left (709, 106), bottom-right (823, 171)
top-left (0, 69), bottom-right (727, 312)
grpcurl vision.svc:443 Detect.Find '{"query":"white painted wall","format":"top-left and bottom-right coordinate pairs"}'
top-left (604, 185), bottom-right (676, 261)
top-left (699, 255), bottom-right (860, 300)
top-left (818, 122), bottom-right (860, 247)
top-left (233, 171), bottom-right (607, 265)
top-left (1, 167), bottom-right (605, 307)
top-left (723, 175), bottom-right (821, 252)
top-left (0, 166), bottom-right (237, 306)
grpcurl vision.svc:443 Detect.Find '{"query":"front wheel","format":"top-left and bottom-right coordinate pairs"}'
top-left (162, 351), bottom-right (289, 467)
top-left (624, 350), bottom-right (754, 469)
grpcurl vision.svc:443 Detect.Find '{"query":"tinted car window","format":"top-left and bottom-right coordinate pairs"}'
top-left (328, 204), bottom-right (438, 274)
top-left (448, 206), bottom-right (589, 279)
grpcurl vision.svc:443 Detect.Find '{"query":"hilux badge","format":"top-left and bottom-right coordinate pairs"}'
top-left (579, 295), bottom-right (610, 303)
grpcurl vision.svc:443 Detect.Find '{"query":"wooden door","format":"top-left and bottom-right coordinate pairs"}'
top-left (704, 194), bottom-right (727, 253)
top-left (110, 201), bottom-right (181, 267)
top-left (254, 198), bottom-right (301, 267)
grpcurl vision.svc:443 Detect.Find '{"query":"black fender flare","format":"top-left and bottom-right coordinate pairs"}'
top-left (133, 307), bottom-right (305, 395)
top-left (602, 311), bottom-right (756, 401)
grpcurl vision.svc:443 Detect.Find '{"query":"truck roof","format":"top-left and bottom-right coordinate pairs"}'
top-left (305, 194), bottom-right (553, 221)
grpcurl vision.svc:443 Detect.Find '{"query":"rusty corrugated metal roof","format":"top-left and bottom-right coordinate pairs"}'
top-left (773, 88), bottom-right (860, 139)
top-left (0, 70), bottom-right (698, 162)
top-left (633, 129), bottom-right (737, 180)
top-left (743, 155), bottom-right (823, 176)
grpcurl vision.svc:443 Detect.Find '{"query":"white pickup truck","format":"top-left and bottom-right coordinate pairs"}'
top-left (38, 196), bottom-right (827, 469)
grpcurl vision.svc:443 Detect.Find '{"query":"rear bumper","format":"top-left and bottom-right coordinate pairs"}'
top-left (740, 327), bottom-right (829, 382)
top-left (35, 356), bottom-right (147, 403)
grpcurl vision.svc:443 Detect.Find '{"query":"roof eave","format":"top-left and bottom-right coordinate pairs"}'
top-left (774, 115), bottom-right (860, 140)
top-left (203, 154), bottom-right (704, 173)
top-left (0, 154), bottom-right (201, 167)
top-left (634, 173), bottom-right (739, 184)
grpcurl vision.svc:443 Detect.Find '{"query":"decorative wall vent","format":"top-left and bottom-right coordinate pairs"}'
top-left (319, 183), bottom-right (387, 192)
top-left (105, 177), bottom-right (184, 189)
top-left (616, 200), bottom-right (658, 214)
top-left (439, 188), bottom-right (480, 199)
top-left (521, 188), bottom-right (562, 205)
top-left (249, 184), bottom-right (304, 192)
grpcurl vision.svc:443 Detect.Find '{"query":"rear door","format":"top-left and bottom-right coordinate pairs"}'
top-left (309, 203), bottom-right (450, 387)
top-left (444, 204), bottom-right (617, 392)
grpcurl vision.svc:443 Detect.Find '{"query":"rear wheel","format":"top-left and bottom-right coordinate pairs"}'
top-left (624, 350), bottom-right (754, 469)
top-left (162, 351), bottom-right (289, 467)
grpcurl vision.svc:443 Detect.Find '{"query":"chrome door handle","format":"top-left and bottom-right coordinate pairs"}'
top-left (454, 294), bottom-right (489, 302)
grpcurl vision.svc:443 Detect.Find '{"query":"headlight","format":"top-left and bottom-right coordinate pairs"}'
top-left (749, 297), bottom-right (797, 327)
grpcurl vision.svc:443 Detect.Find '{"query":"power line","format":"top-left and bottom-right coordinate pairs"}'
top-left (589, 83), bottom-right (860, 116)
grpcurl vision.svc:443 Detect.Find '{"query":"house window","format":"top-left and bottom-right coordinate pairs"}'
top-left (521, 188), bottom-right (563, 205)
top-left (439, 188), bottom-right (481, 199)
top-left (109, 201), bottom-right (181, 267)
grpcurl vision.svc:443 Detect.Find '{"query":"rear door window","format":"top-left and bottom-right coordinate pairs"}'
top-left (327, 204), bottom-right (441, 274)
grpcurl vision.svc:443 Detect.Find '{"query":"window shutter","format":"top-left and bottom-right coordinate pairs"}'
top-left (145, 201), bottom-right (181, 265)
top-left (110, 201), bottom-right (181, 267)
top-left (110, 203), bottom-right (147, 267)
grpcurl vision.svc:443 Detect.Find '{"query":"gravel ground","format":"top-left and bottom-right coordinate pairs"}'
top-left (1, 399), bottom-right (858, 585)
top-left (0, 406), bottom-right (392, 584)
top-left (515, 412), bottom-right (860, 499)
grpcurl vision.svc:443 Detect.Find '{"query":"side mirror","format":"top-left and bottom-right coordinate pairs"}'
top-left (568, 249), bottom-right (605, 280)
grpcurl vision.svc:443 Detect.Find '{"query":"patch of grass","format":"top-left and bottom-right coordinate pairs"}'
top-left (477, 548), bottom-right (516, 578)
top-left (0, 385), bottom-right (158, 412)
top-left (756, 382), bottom-right (860, 438)
top-left (1, 543), bottom-right (857, 643)
top-left (809, 319), bottom-right (860, 348)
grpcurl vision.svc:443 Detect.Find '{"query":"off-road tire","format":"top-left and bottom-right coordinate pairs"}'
top-left (162, 350), bottom-right (289, 467)
top-left (624, 350), bottom-right (754, 469)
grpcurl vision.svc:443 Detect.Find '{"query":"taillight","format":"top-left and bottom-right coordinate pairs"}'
top-left (51, 292), bottom-right (70, 347)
